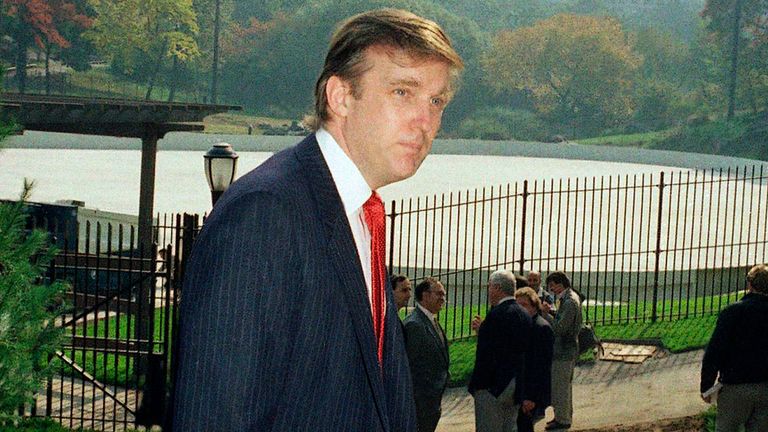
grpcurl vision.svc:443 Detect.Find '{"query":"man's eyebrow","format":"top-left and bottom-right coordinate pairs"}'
top-left (388, 78), bottom-right (421, 87)
top-left (389, 78), bottom-right (450, 96)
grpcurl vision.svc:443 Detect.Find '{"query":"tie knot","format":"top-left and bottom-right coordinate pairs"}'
top-left (363, 192), bottom-right (384, 218)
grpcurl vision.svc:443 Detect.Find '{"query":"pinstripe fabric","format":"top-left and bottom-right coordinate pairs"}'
top-left (171, 134), bottom-right (416, 431)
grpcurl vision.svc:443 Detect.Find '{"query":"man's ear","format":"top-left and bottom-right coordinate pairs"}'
top-left (326, 76), bottom-right (352, 118)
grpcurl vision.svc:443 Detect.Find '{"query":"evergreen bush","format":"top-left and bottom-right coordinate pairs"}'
top-left (0, 182), bottom-right (68, 421)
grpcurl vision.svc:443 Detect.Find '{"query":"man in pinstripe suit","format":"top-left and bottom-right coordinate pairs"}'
top-left (170, 9), bottom-right (463, 432)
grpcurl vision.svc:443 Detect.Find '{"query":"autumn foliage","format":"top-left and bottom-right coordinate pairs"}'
top-left (3, 0), bottom-right (91, 49)
top-left (483, 14), bottom-right (641, 135)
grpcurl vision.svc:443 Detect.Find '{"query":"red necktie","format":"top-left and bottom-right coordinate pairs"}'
top-left (363, 191), bottom-right (386, 366)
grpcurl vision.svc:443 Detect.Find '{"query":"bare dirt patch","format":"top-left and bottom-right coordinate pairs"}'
top-left (578, 415), bottom-right (705, 432)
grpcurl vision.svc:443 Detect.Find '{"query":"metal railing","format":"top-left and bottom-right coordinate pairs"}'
top-left (388, 165), bottom-right (768, 339)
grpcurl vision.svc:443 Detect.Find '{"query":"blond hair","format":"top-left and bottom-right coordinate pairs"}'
top-left (515, 287), bottom-right (542, 312)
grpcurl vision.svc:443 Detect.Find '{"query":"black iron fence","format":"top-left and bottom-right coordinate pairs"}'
top-left (16, 163), bottom-right (768, 429)
top-left (388, 165), bottom-right (768, 339)
top-left (19, 210), bottom-right (201, 431)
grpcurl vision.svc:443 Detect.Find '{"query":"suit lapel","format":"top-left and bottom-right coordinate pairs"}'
top-left (294, 135), bottom-right (390, 430)
top-left (416, 307), bottom-right (449, 366)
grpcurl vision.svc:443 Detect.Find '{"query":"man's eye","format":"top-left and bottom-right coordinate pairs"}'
top-left (393, 89), bottom-right (407, 96)
top-left (431, 97), bottom-right (445, 107)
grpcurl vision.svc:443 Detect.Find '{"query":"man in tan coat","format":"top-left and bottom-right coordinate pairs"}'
top-left (545, 271), bottom-right (582, 431)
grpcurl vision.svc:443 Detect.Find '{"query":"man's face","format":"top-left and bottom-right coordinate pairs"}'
top-left (527, 272), bottom-right (541, 289)
top-left (420, 282), bottom-right (446, 315)
top-left (333, 45), bottom-right (452, 190)
top-left (488, 283), bottom-right (502, 306)
top-left (548, 281), bottom-right (565, 296)
top-left (393, 278), bottom-right (412, 310)
top-left (516, 296), bottom-right (536, 317)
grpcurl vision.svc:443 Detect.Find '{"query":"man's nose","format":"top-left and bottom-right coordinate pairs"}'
top-left (410, 100), bottom-right (437, 131)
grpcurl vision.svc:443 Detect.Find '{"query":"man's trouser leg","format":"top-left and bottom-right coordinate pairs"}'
top-left (474, 379), bottom-right (518, 432)
top-left (474, 392), bottom-right (519, 432)
top-left (475, 390), bottom-right (504, 432)
top-left (717, 381), bottom-right (768, 432)
top-left (414, 394), bottom-right (441, 432)
top-left (551, 359), bottom-right (575, 424)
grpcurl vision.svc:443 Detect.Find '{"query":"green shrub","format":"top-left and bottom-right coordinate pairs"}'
top-left (0, 183), bottom-right (68, 420)
top-left (457, 107), bottom-right (549, 141)
top-left (633, 80), bottom-right (698, 131)
top-left (650, 114), bottom-right (767, 159)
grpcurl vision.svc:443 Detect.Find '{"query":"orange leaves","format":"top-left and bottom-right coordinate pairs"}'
top-left (2, 0), bottom-right (91, 48)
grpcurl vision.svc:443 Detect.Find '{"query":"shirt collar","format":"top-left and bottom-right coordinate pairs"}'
top-left (416, 302), bottom-right (435, 321)
top-left (316, 128), bottom-right (371, 216)
top-left (498, 296), bottom-right (515, 305)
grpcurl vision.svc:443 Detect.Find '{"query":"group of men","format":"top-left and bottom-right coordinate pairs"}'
top-left (391, 269), bottom-right (582, 432)
top-left (467, 270), bottom-right (581, 432)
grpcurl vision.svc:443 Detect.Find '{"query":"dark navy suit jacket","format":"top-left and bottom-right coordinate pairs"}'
top-left (468, 298), bottom-right (532, 403)
top-left (522, 313), bottom-right (553, 409)
top-left (171, 134), bottom-right (416, 431)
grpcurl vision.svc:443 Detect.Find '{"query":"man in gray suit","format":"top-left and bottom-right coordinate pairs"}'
top-left (404, 277), bottom-right (449, 432)
top-left (545, 271), bottom-right (582, 431)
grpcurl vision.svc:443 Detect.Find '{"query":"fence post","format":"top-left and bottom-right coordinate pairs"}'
top-left (388, 200), bottom-right (397, 273)
top-left (519, 180), bottom-right (529, 274)
top-left (651, 172), bottom-right (666, 322)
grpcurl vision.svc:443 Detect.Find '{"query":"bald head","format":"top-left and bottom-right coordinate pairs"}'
top-left (527, 271), bottom-right (541, 290)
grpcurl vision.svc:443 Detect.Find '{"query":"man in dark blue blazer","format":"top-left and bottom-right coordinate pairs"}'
top-left (170, 9), bottom-right (464, 432)
top-left (469, 270), bottom-right (532, 432)
top-left (514, 287), bottom-right (554, 432)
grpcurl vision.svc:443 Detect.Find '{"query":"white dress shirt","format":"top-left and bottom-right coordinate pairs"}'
top-left (316, 128), bottom-right (374, 303)
top-left (416, 302), bottom-right (436, 322)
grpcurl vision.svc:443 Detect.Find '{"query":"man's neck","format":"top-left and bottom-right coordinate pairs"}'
top-left (416, 302), bottom-right (435, 320)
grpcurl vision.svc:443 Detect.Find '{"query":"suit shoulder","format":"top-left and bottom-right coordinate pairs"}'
top-left (227, 143), bottom-right (305, 199)
top-left (404, 308), bottom-right (424, 326)
top-left (534, 314), bottom-right (552, 329)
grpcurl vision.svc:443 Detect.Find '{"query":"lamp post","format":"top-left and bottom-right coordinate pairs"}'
top-left (204, 142), bottom-right (239, 206)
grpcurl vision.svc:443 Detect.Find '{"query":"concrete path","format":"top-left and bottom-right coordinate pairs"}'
top-left (437, 349), bottom-right (709, 431)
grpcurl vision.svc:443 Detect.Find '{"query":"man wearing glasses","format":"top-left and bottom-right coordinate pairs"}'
top-left (404, 277), bottom-right (449, 432)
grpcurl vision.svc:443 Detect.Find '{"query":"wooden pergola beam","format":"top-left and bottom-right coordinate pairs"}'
top-left (1, 92), bottom-right (241, 250)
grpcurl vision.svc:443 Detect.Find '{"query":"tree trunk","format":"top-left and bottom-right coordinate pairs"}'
top-left (45, 44), bottom-right (51, 95)
top-left (145, 48), bottom-right (166, 101)
top-left (168, 56), bottom-right (178, 102)
top-left (15, 18), bottom-right (29, 94)
top-left (211, 0), bottom-right (221, 104)
top-left (727, 0), bottom-right (742, 120)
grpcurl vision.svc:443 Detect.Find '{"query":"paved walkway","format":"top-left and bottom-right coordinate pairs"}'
top-left (437, 349), bottom-right (709, 431)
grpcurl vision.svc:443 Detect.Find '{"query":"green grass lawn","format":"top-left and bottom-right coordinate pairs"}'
top-left (434, 290), bottom-right (740, 341)
top-left (67, 291), bottom-right (731, 388)
top-left (574, 129), bottom-right (674, 147)
top-left (57, 307), bottom-right (171, 388)
top-left (446, 314), bottom-right (718, 388)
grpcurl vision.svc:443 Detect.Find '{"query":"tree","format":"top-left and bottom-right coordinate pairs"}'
top-left (633, 27), bottom-right (691, 85)
top-left (483, 13), bottom-right (641, 137)
top-left (220, 0), bottom-right (487, 127)
top-left (2, 0), bottom-right (89, 93)
top-left (702, 0), bottom-right (768, 118)
top-left (86, 0), bottom-right (200, 100)
top-left (41, 0), bottom-right (92, 94)
top-left (0, 180), bottom-right (67, 420)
